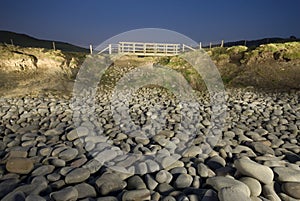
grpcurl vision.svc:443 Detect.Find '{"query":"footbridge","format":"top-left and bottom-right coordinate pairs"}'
top-left (98, 42), bottom-right (197, 56)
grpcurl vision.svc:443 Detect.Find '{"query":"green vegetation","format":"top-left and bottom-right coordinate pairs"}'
top-left (154, 41), bottom-right (300, 91)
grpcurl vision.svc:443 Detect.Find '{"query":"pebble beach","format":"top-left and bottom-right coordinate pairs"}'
top-left (0, 87), bottom-right (299, 201)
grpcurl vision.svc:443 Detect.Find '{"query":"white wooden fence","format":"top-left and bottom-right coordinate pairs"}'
top-left (98, 42), bottom-right (197, 56)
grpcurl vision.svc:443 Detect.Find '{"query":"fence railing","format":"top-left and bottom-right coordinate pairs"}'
top-left (97, 42), bottom-right (196, 56)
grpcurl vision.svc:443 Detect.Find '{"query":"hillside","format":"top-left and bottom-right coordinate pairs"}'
top-left (0, 31), bottom-right (89, 53)
top-left (205, 36), bottom-right (300, 48)
top-left (161, 42), bottom-right (300, 91)
top-left (0, 41), bottom-right (300, 97)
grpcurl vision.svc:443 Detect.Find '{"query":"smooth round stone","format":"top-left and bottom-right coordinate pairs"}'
top-left (145, 174), bottom-right (159, 190)
top-left (70, 157), bottom-right (88, 168)
top-left (94, 149), bottom-right (118, 164)
top-left (262, 181), bottom-right (281, 201)
top-left (1, 191), bottom-right (26, 201)
top-left (158, 130), bottom-right (175, 138)
top-left (6, 158), bottom-right (34, 174)
top-left (156, 170), bottom-right (171, 184)
top-left (192, 175), bottom-right (201, 188)
top-left (161, 196), bottom-right (176, 201)
top-left (96, 196), bottom-right (118, 201)
top-left (165, 160), bottom-right (184, 171)
top-left (224, 131), bottom-right (235, 138)
top-left (151, 192), bottom-right (161, 201)
top-left (59, 167), bottom-right (74, 176)
top-left (161, 155), bottom-right (181, 169)
top-left (85, 141), bottom-right (95, 152)
top-left (137, 162), bottom-right (148, 175)
top-left (282, 182), bottom-right (300, 199)
top-left (66, 127), bottom-right (89, 141)
top-left (49, 158), bottom-right (66, 167)
top-left (197, 163), bottom-right (209, 177)
top-left (234, 157), bottom-right (273, 184)
top-left (82, 159), bottom-right (102, 174)
top-left (249, 196), bottom-right (262, 201)
top-left (157, 183), bottom-right (175, 196)
top-left (50, 180), bottom-right (65, 190)
top-left (47, 173), bottom-right (61, 182)
top-left (285, 152), bottom-right (300, 163)
top-left (0, 178), bottom-right (20, 198)
top-left (122, 189), bottom-right (151, 201)
top-left (44, 128), bottom-right (62, 136)
top-left (116, 133), bottom-right (128, 141)
top-left (31, 165), bottom-right (55, 176)
top-left (206, 176), bottom-right (250, 197)
top-left (218, 186), bottom-right (252, 201)
top-left (239, 177), bottom-right (262, 197)
top-left (25, 194), bottom-right (46, 201)
top-left (206, 155), bottom-right (226, 170)
top-left (173, 173), bottom-right (193, 189)
top-left (74, 183), bottom-right (97, 199)
top-left (182, 146), bottom-right (202, 158)
top-left (85, 135), bottom-right (108, 143)
top-left (232, 145), bottom-right (254, 154)
top-left (65, 168), bottom-right (90, 184)
top-left (201, 189), bottom-right (219, 201)
top-left (50, 186), bottom-right (78, 201)
top-left (263, 160), bottom-right (286, 167)
top-left (38, 147), bottom-right (52, 156)
top-left (58, 148), bottom-right (78, 161)
top-left (145, 160), bottom-right (160, 173)
top-left (273, 167), bottom-right (300, 182)
top-left (127, 175), bottom-right (146, 190)
top-left (250, 142), bottom-right (275, 155)
top-left (8, 149), bottom-right (28, 158)
top-left (188, 194), bottom-right (200, 201)
top-left (170, 167), bottom-right (187, 174)
top-left (95, 173), bottom-right (126, 195)
top-left (134, 136), bottom-right (150, 145)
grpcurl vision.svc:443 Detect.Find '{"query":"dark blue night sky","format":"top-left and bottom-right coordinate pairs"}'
top-left (1, 0), bottom-right (300, 47)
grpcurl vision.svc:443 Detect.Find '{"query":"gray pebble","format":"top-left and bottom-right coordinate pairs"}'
top-left (50, 186), bottom-right (78, 201)
top-left (122, 189), bottom-right (151, 201)
top-left (58, 148), bottom-right (78, 161)
top-left (273, 167), bottom-right (300, 182)
top-left (145, 174), bottom-right (158, 190)
top-left (234, 157), bottom-right (274, 184)
top-left (65, 168), bottom-right (90, 184)
top-left (206, 176), bottom-right (250, 197)
top-left (95, 173), bottom-right (126, 195)
top-left (173, 173), bottom-right (193, 189)
top-left (218, 186), bottom-right (252, 201)
top-left (74, 182), bottom-right (97, 199)
top-left (31, 165), bottom-right (55, 176)
top-left (239, 177), bottom-right (262, 197)
top-left (25, 195), bottom-right (46, 201)
top-left (127, 175), bottom-right (147, 190)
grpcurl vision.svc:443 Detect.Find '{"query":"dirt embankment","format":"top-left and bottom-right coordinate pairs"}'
top-left (0, 42), bottom-right (300, 97)
top-left (158, 42), bottom-right (300, 92)
top-left (0, 45), bottom-right (85, 97)
top-left (207, 42), bottom-right (300, 90)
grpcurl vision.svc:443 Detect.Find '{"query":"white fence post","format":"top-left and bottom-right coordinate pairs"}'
top-left (52, 42), bottom-right (56, 51)
top-left (109, 44), bottom-right (112, 54)
top-left (199, 42), bottom-right (202, 49)
top-left (89, 44), bottom-right (93, 54)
